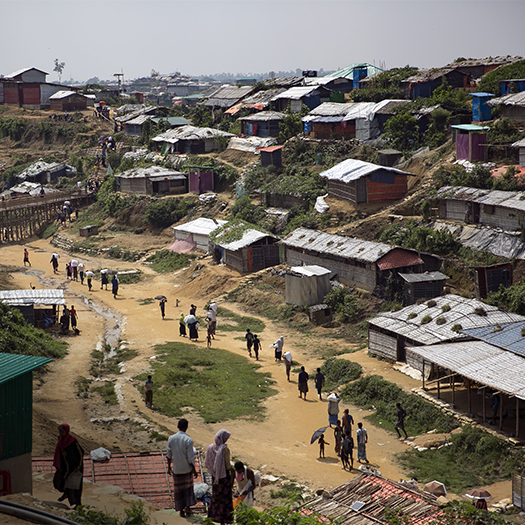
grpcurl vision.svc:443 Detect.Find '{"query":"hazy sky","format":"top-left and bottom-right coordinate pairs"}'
top-left (2, 0), bottom-right (524, 83)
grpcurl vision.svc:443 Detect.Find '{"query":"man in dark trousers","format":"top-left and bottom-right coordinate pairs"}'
top-left (314, 368), bottom-right (325, 400)
top-left (395, 403), bottom-right (408, 439)
top-left (245, 328), bottom-right (254, 357)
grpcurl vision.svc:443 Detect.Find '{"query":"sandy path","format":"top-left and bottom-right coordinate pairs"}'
top-left (1, 238), bottom-right (513, 515)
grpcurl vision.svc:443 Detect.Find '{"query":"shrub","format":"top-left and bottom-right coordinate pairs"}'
top-left (230, 196), bottom-right (267, 224)
top-left (426, 300), bottom-right (436, 307)
top-left (474, 307), bottom-right (487, 316)
top-left (324, 286), bottom-right (358, 322)
top-left (383, 111), bottom-right (419, 153)
top-left (452, 323), bottom-right (463, 333)
top-left (321, 358), bottom-right (362, 390)
top-left (145, 197), bottom-right (196, 229)
top-left (0, 118), bottom-right (27, 141)
top-left (436, 317), bottom-right (446, 325)
top-left (420, 315), bottom-right (432, 324)
top-left (145, 250), bottom-right (194, 272)
top-left (441, 304), bottom-right (451, 312)
top-left (407, 312), bottom-right (417, 320)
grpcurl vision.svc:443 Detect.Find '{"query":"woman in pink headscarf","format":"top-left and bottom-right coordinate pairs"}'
top-left (205, 429), bottom-right (234, 524)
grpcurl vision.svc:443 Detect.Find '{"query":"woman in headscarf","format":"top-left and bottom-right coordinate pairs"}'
top-left (205, 429), bottom-right (234, 524)
top-left (52, 423), bottom-right (84, 509)
top-left (179, 313), bottom-right (187, 337)
top-left (272, 336), bottom-right (284, 362)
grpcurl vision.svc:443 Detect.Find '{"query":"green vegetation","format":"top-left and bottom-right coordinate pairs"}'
top-left (217, 307), bottom-right (265, 333)
top-left (210, 219), bottom-right (271, 245)
top-left (92, 381), bottom-right (118, 405)
top-left (383, 111), bottom-right (419, 153)
top-left (479, 59), bottom-right (525, 95)
top-left (144, 197), bottom-right (197, 229)
top-left (278, 108), bottom-right (308, 142)
top-left (320, 357), bottom-right (362, 391)
top-left (0, 118), bottom-right (27, 141)
top-left (145, 250), bottom-right (194, 272)
top-left (0, 302), bottom-right (67, 359)
top-left (230, 196), bottom-right (267, 224)
top-left (75, 376), bottom-right (91, 399)
top-left (487, 281), bottom-right (525, 315)
top-left (182, 156), bottom-right (238, 183)
top-left (269, 482), bottom-right (302, 500)
top-left (323, 286), bottom-right (359, 322)
top-left (39, 223), bottom-right (59, 239)
top-left (72, 501), bottom-right (150, 525)
top-left (90, 344), bottom-right (137, 377)
top-left (341, 375), bottom-right (458, 435)
top-left (399, 425), bottom-right (525, 492)
top-left (136, 342), bottom-right (276, 423)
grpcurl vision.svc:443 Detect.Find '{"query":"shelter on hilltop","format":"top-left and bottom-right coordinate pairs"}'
top-left (325, 63), bottom-right (384, 87)
top-left (49, 90), bottom-right (89, 111)
top-left (401, 68), bottom-right (470, 99)
top-left (172, 217), bottom-right (227, 252)
top-left (201, 85), bottom-right (254, 109)
top-left (0, 353), bottom-right (52, 493)
top-left (488, 92), bottom-right (525, 123)
top-left (446, 56), bottom-right (523, 79)
top-left (212, 225), bottom-right (280, 273)
top-left (368, 294), bottom-right (524, 369)
top-left (303, 473), bottom-right (440, 525)
top-left (115, 166), bottom-right (186, 195)
top-left (151, 125), bottom-right (233, 154)
top-left (238, 111), bottom-right (284, 138)
top-left (281, 228), bottom-right (441, 292)
top-left (319, 158), bottom-right (413, 204)
top-left (271, 85), bottom-right (329, 112)
top-left (225, 88), bottom-right (286, 116)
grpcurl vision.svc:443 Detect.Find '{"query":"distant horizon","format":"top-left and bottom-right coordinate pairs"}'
top-left (2, 0), bottom-right (524, 84)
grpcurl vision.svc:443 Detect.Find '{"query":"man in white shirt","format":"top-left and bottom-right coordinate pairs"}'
top-left (166, 419), bottom-right (197, 517)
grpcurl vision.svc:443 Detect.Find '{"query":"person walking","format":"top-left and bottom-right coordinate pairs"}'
top-left (314, 368), bottom-right (325, 400)
top-left (166, 419), bottom-right (197, 518)
top-left (51, 254), bottom-right (59, 274)
top-left (283, 351), bottom-right (292, 380)
top-left (159, 298), bottom-right (167, 320)
top-left (101, 272), bottom-right (108, 290)
top-left (179, 313), bottom-right (187, 337)
top-left (69, 306), bottom-right (78, 334)
top-left (341, 432), bottom-right (354, 470)
top-left (395, 403), bottom-right (408, 439)
top-left (245, 329), bottom-right (254, 357)
top-left (272, 336), bottom-right (284, 362)
top-left (298, 366), bottom-right (309, 400)
top-left (209, 302), bottom-right (217, 333)
top-left (78, 262), bottom-right (85, 285)
top-left (144, 375), bottom-right (153, 408)
top-left (52, 423), bottom-right (84, 509)
top-left (205, 429), bottom-right (234, 524)
top-left (253, 335), bottom-right (261, 361)
top-left (23, 248), bottom-right (31, 266)
top-left (86, 272), bottom-right (93, 291)
top-left (190, 304), bottom-right (197, 315)
top-left (334, 420), bottom-right (343, 456)
top-left (342, 408), bottom-right (354, 436)
top-left (356, 422), bottom-right (368, 464)
top-left (111, 275), bottom-right (119, 298)
top-left (327, 393), bottom-right (341, 427)
top-left (234, 461), bottom-right (256, 508)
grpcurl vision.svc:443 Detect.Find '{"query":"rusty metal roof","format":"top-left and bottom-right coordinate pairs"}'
top-left (32, 451), bottom-right (208, 511)
top-left (376, 248), bottom-right (423, 271)
top-left (304, 473), bottom-right (440, 525)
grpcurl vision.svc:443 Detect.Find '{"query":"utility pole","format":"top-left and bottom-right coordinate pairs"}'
top-left (114, 73), bottom-right (124, 95)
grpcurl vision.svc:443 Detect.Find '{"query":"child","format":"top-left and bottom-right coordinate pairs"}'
top-left (318, 434), bottom-right (329, 458)
top-left (253, 335), bottom-right (260, 361)
top-left (207, 332), bottom-right (212, 348)
top-left (23, 248), bottom-right (31, 266)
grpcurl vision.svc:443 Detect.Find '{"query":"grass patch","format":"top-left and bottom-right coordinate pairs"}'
top-left (90, 344), bottom-right (138, 377)
top-left (39, 222), bottom-right (58, 239)
top-left (269, 482), bottom-right (302, 500)
top-left (91, 381), bottom-right (118, 405)
top-left (138, 298), bottom-right (155, 306)
top-left (341, 375), bottom-right (459, 435)
top-left (150, 430), bottom-right (168, 441)
top-left (75, 376), bottom-right (92, 398)
top-left (146, 250), bottom-right (195, 272)
top-left (321, 357), bottom-right (362, 391)
top-left (136, 342), bottom-right (277, 423)
top-left (117, 271), bottom-right (142, 284)
top-left (217, 306), bottom-right (265, 333)
top-left (398, 425), bottom-right (525, 492)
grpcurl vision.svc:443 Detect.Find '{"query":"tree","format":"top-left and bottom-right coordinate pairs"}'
top-left (384, 111), bottom-right (419, 153)
top-left (53, 59), bottom-right (65, 82)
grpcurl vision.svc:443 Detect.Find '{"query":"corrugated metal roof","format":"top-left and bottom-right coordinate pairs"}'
top-left (173, 218), bottom-right (227, 236)
top-left (115, 166), bottom-right (185, 180)
top-left (258, 145), bottom-right (283, 153)
top-left (304, 102), bottom-right (358, 117)
top-left (451, 124), bottom-right (490, 132)
top-left (436, 186), bottom-right (525, 214)
top-left (399, 271), bottom-right (449, 283)
top-left (281, 227), bottom-right (394, 264)
top-left (271, 86), bottom-right (319, 101)
top-left (319, 158), bottom-right (411, 183)
top-left (512, 138), bottom-right (525, 148)
top-left (152, 125), bottom-right (233, 144)
top-left (342, 102), bottom-right (377, 121)
top-left (124, 114), bottom-right (152, 126)
top-left (49, 90), bottom-right (83, 100)
top-left (290, 265), bottom-right (331, 277)
top-left (407, 341), bottom-right (525, 400)
top-left (305, 473), bottom-right (439, 525)
top-left (4, 67), bottom-right (48, 79)
top-left (217, 229), bottom-right (277, 251)
top-left (0, 353), bottom-right (52, 385)
top-left (325, 63), bottom-right (384, 80)
top-left (303, 76), bottom-right (349, 86)
top-left (463, 321), bottom-right (525, 357)
top-left (488, 92), bottom-right (525, 107)
top-left (377, 248), bottom-right (423, 271)
top-left (470, 92), bottom-right (495, 98)
top-left (202, 85), bottom-right (253, 107)
top-left (0, 289), bottom-right (65, 306)
top-left (150, 116), bottom-right (191, 126)
top-left (238, 111), bottom-right (285, 122)
top-left (372, 99), bottom-right (408, 114)
top-left (369, 294), bottom-right (525, 345)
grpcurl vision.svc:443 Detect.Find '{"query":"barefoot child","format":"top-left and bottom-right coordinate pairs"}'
top-left (318, 434), bottom-right (329, 458)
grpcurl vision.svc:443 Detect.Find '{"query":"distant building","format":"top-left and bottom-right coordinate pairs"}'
top-left (49, 90), bottom-right (89, 111)
top-left (470, 93), bottom-right (494, 121)
top-left (319, 158), bottom-right (413, 205)
top-left (259, 145), bottom-right (283, 168)
top-left (172, 218), bottom-right (227, 252)
top-left (402, 68), bottom-right (470, 100)
top-left (201, 85), bottom-right (254, 110)
top-left (398, 271), bottom-right (449, 305)
top-left (151, 125), bottom-right (233, 154)
top-left (0, 353), bottom-right (52, 494)
top-left (238, 111), bottom-right (284, 138)
top-left (512, 137), bottom-right (525, 166)
top-left (488, 92), bottom-right (525, 123)
top-left (271, 85), bottom-right (329, 112)
top-left (472, 263), bottom-right (513, 299)
top-left (500, 79), bottom-right (525, 96)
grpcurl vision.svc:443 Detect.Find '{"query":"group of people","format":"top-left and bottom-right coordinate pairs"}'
top-left (59, 305), bottom-right (79, 334)
top-left (178, 303), bottom-right (218, 344)
top-left (167, 419), bottom-right (256, 522)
